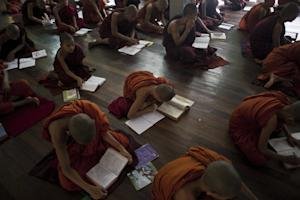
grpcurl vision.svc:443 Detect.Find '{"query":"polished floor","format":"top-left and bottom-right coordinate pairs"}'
top-left (0, 1), bottom-right (300, 200)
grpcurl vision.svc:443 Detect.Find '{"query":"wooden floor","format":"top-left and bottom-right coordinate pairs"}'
top-left (1, 2), bottom-right (300, 200)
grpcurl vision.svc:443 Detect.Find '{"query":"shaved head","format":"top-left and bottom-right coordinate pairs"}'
top-left (68, 113), bottom-right (96, 145)
top-left (202, 161), bottom-right (242, 198)
top-left (280, 3), bottom-right (299, 21)
top-left (59, 32), bottom-right (74, 44)
top-left (183, 3), bottom-right (198, 17)
top-left (6, 24), bottom-right (20, 40)
top-left (124, 5), bottom-right (138, 19)
top-left (155, 84), bottom-right (175, 102)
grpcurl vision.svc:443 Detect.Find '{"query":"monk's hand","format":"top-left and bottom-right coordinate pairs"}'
top-left (119, 148), bottom-right (133, 164)
top-left (87, 185), bottom-right (107, 200)
top-left (128, 38), bottom-right (139, 46)
top-left (77, 78), bottom-right (83, 88)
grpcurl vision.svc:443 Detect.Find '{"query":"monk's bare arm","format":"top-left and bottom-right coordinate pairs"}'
top-left (196, 17), bottom-right (211, 33)
top-left (88, 0), bottom-right (104, 21)
top-left (144, 4), bottom-right (162, 31)
top-left (6, 35), bottom-right (26, 61)
top-left (57, 51), bottom-right (83, 82)
top-left (111, 12), bottom-right (134, 43)
top-left (169, 21), bottom-right (192, 46)
top-left (53, 5), bottom-right (71, 28)
top-left (27, 2), bottom-right (44, 24)
top-left (272, 23), bottom-right (282, 47)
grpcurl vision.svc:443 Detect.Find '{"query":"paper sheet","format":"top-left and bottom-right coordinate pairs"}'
top-left (19, 58), bottom-right (36, 69)
top-left (32, 49), bottom-right (47, 59)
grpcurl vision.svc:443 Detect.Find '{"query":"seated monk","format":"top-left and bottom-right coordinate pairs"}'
top-left (22, 0), bottom-right (50, 25)
top-left (152, 146), bottom-right (258, 200)
top-left (88, 5), bottom-right (138, 49)
top-left (229, 91), bottom-right (300, 166)
top-left (249, 3), bottom-right (299, 60)
top-left (53, 33), bottom-right (93, 88)
top-left (53, 0), bottom-right (85, 34)
top-left (43, 100), bottom-right (133, 199)
top-left (136, 0), bottom-right (168, 34)
top-left (81, 0), bottom-right (107, 25)
top-left (0, 62), bottom-right (40, 115)
top-left (223, 0), bottom-right (247, 11)
top-left (123, 71), bottom-right (175, 119)
top-left (116, 0), bottom-right (140, 8)
top-left (256, 42), bottom-right (300, 91)
top-left (196, 0), bottom-right (223, 30)
top-left (0, 23), bottom-right (35, 61)
top-left (239, 0), bottom-right (274, 32)
top-left (278, 0), bottom-right (300, 5)
top-left (163, 3), bottom-right (228, 69)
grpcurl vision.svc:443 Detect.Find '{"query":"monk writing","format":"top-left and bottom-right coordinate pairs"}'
top-left (136, 0), bottom-right (168, 34)
top-left (88, 5), bottom-right (138, 49)
top-left (81, 0), bottom-right (107, 25)
top-left (249, 3), bottom-right (299, 60)
top-left (0, 62), bottom-right (39, 115)
top-left (43, 100), bottom-right (133, 199)
top-left (152, 146), bottom-right (258, 200)
top-left (239, 0), bottom-right (275, 32)
top-left (123, 71), bottom-right (175, 119)
top-left (229, 91), bottom-right (300, 166)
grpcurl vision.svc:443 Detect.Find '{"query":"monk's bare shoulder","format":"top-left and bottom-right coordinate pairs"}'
top-left (48, 118), bottom-right (69, 145)
top-left (173, 186), bottom-right (196, 200)
top-left (136, 85), bottom-right (154, 97)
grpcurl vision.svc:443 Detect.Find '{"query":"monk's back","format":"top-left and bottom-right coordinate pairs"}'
top-left (247, 3), bottom-right (269, 31)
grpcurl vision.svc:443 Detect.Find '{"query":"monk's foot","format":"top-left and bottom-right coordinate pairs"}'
top-left (26, 96), bottom-right (40, 106)
top-left (264, 73), bottom-right (280, 89)
top-left (254, 58), bottom-right (263, 65)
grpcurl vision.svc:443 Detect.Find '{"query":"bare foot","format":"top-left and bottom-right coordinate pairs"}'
top-left (264, 73), bottom-right (280, 88)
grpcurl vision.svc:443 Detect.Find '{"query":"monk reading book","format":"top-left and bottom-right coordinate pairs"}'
top-left (239, 0), bottom-right (275, 32)
top-left (136, 0), bottom-right (168, 34)
top-left (152, 146), bottom-right (258, 200)
top-left (53, 0), bottom-right (85, 34)
top-left (229, 91), bottom-right (300, 166)
top-left (53, 33), bottom-right (93, 88)
top-left (22, 0), bottom-right (49, 25)
top-left (88, 5), bottom-right (138, 49)
top-left (223, 0), bottom-right (247, 11)
top-left (163, 3), bottom-right (228, 69)
top-left (43, 100), bottom-right (133, 199)
top-left (81, 0), bottom-right (107, 25)
top-left (0, 23), bottom-right (35, 61)
top-left (196, 0), bottom-right (223, 30)
top-left (249, 3), bottom-right (299, 60)
top-left (0, 62), bottom-right (40, 115)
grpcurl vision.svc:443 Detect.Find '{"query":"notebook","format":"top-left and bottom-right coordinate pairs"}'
top-left (210, 32), bottom-right (226, 40)
top-left (269, 132), bottom-right (300, 169)
top-left (125, 111), bottom-right (165, 135)
top-left (192, 34), bottom-right (210, 49)
top-left (118, 40), bottom-right (153, 55)
top-left (4, 59), bottom-right (19, 71)
top-left (62, 88), bottom-right (80, 102)
top-left (127, 162), bottom-right (157, 191)
top-left (74, 28), bottom-right (93, 36)
top-left (87, 148), bottom-right (128, 189)
top-left (81, 75), bottom-right (106, 92)
top-left (243, 6), bottom-right (252, 11)
top-left (32, 49), bottom-right (47, 59)
top-left (0, 123), bottom-right (8, 141)
top-left (218, 23), bottom-right (235, 30)
top-left (157, 95), bottom-right (194, 121)
top-left (135, 144), bottom-right (159, 169)
top-left (19, 58), bottom-right (36, 69)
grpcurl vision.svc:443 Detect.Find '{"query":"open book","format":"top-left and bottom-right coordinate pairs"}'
top-left (63, 88), bottom-right (80, 102)
top-left (210, 32), bottom-right (226, 40)
top-left (81, 75), bottom-right (106, 92)
top-left (157, 95), bottom-right (194, 120)
top-left (32, 49), bottom-right (47, 59)
top-left (118, 40), bottom-right (153, 56)
top-left (74, 28), bottom-right (93, 36)
top-left (0, 123), bottom-right (8, 141)
top-left (4, 57), bottom-right (36, 70)
top-left (218, 23), bottom-right (235, 30)
top-left (243, 6), bottom-right (252, 11)
top-left (87, 148), bottom-right (128, 189)
top-left (192, 34), bottom-right (210, 49)
top-left (125, 111), bottom-right (165, 135)
top-left (269, 132), bottom-right (300, 169)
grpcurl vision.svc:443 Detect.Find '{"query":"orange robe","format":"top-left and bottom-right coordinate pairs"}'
top-left (152, 146), bottom-right (228, 200)
top-left (239, 3), bottom-right (270, 32)
top-left (229, 91), bottom-right (290, 166)
top-left (0, 63), bottom-right (35, 115)
top-left (43, 100), bottom-right (129, 191)
top-left (123, 71), bottom-right (169, 101)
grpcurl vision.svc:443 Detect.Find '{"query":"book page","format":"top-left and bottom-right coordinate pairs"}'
top-left (81, 76), bottom-right (106, 92)
top-left (218, 23), bottom-right (234, 30)
top-left (19, 58), bottom-right (36, 69)
top-left (268, 137), bottom-right (293, 152)
top-left (4, 59), bottom-right (18, 71)
top-left (87, 164), bottom-right (118, 189)
top-left (210, 32), bottom-right (226, 40)
top-left (106, 0), bottom-right (116, 6)
top-left (157, 103), bottom-right (183, 120)
top-left (32, 49), bottom-right (47, 59)
top-left (243, 6), bottom-right (252, 11)
top-left (118, 46), bottom-right (141, 56)
top-left (170, 95), bottom-right (194, 110)
top-left (139, 40), bottom-right (154, 46)
top-left (192, 36), bottom-right (210, 49)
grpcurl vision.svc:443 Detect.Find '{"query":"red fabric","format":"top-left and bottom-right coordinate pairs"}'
top-left (7, 0), bottom-right (22, 13)
top-left (42, 100), bottom-right (129, 191)
top-left (0, 96), bottom-right (55, 137)
top-left (108, 97), bottom-right (134, 119)
top-left (229, 91), bottom-right (290, 166)
top-left (81, 0), bottom-right (105, 24)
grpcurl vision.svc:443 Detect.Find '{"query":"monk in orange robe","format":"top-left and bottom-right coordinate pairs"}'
top-left (43, 99), bottom-right (133, 199)
top-left (229, 91), bottom-right (300, 166)
top-left (257, 42), bottom-right (300, 92)
top-left (152, 146), bottom-right (258, 200)
top-left (81, 0), bottom-right (107, 25)
top-left (239, 0), bottom-right (275, 32)
top-left (123, 71), bottom-right (175, 119)
top-left (53, 0), bottom-right (85, 34)
top-left (0, 62), bottom-right (39, 115)
top-left (136, 0), bottom-right (168, 34)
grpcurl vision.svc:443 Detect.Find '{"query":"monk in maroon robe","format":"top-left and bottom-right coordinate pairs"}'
top-left (22, 0), bottom-right (49, 25)
top-left (81, 0), bottom-right (107, 25)
top-left (196, 0), bottom-right (223, 30)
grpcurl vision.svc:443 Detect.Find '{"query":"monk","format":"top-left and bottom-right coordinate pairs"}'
top-left (152, 146), bottom-right (258, 200)
top-left (256, 42), bottom-right (300, 91)
top-left (3, 0), bottom-right (22, 14)
top-left (229, 91), bottom-right (300, 166)
top-left (136, 0), bottom-right (168, 34)
top-left (197, 0), bottom-right (223, 30)
top-left (223, 0), bottom-right (247, 11)
top-left (22, 0), bottom-right (49, 25)
top-left (163, 3), bottom-right (228, 69)
top-left (53, 33), bottom-right (93, 88)
top-left (239, 0), bottom-right (275, 32)
top-left (81, 0), bottom-right (107, 25)
top-left (43, 100), bottom-right (133, 199)
top-left (0, 62), bottom-right (40, 115)
top-left (123, 71), bottom-right (175, 119)
top-left (88, 5), bottom-right (138, 49)
top-left (115, 0), bottom-right (140, 8)
top-left (53, 0), bottom-right (85, 34)
top-left (0, 24), bottom-right (35, 61)
top-left (249, 3), bottom-right (299, 60)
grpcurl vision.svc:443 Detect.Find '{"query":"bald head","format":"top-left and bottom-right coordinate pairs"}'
top-left (202, 161), bottom-right (242, 198)
top-left (183, 3), bottom-right (198, 17)
top-left (124, 5), bottom-right (138, 21)
top-left (59, 32), bottom-right (74, 44)
top-left (68, 113), bottom-right (96, 145)
top-left (6, 24), bottom-right (20, 40)
top-left (155, 84), bottom-right (175, 102)
top-left (280, 3), bottom-right (299, 22)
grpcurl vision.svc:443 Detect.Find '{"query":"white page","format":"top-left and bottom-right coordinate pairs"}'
top-left (118, 46), bottom-right (141, 55)
top-left (99, 148), bottom-right (128, 176)
top-left (138, 40), bottom-right (153, 46)
top-left (171, 95), bottom-right (194, 108)
top-left (78, 10), bottom-right (83, 19)
top-left (219, 23), bottom-right (234, 30)
top-left (269, 137), bottom-right (293, 152)
top-left (243, 6), bottom-right (252, 11)
top-left (106, 0), bottom-right (116, 6)
top-left (4, 59), bottom-right (18, 71)
top-left (74, 28), bottom-right (92, 36)
top-left (32, 49), bottom-right (47, 59)
top-left (249, 0), bottom-right (257, 2)
top-left (81, 76), bottom-right (106, 92)
top-left (210, 32), bottom-right (226, 40)
top-left (141, 111), bottom-right (165, 124)
top-left (292, 132), bottom-right (300, 140)
top-left (19, 58), bottom-right (36, 69)
top-left (87, 164), bottom-right (117, 189)
top-left (193, 36), bottom-right (210, 49)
